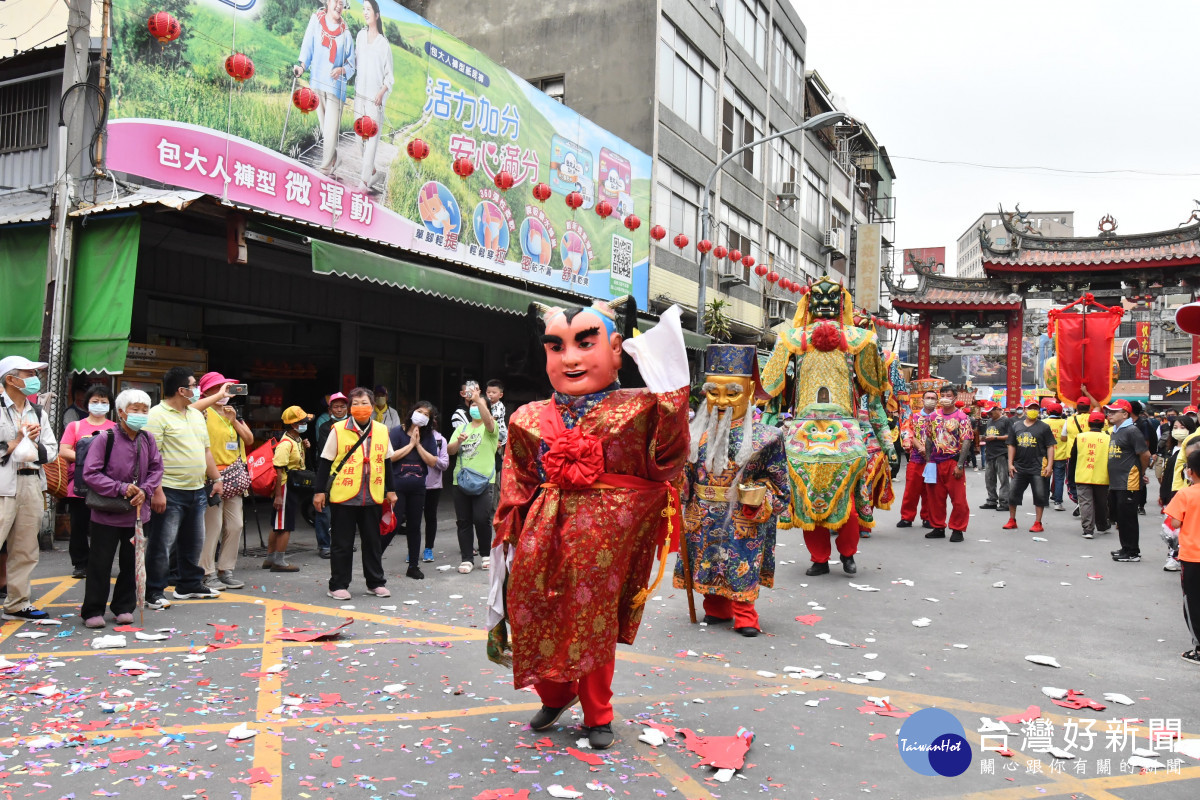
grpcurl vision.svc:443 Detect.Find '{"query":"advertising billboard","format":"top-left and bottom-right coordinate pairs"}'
top-left (902, 247), bottom-right (946, 276)
top-left (854, 223), bottom-right (881, 313)
top-left (108, 0), bottom-right (651, 307)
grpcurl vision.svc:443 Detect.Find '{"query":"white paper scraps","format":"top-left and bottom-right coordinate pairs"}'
top-left (804, 699), bottom-right (820, 707)
top-left (1032, 536), bottom-right (1048, 542)
top-left (978, 718), bottom-right (1011, 734)
top-left (866, 696), bottom-right (891, 708)
top-left (548, 786), bottom-right (583, 799)
top-left (134, 631), bottom-right (168, 641)
top-left (1060, 582), bottom-right (1072, 586)
top-left (863, 653), bottom-right (878, 660)
top-left (1127, 755), bottom-right (1166, 770)
top-left (859, 671), bottom-right (886, 681)
top-left (691, 698), bottom-right (706, 704)
top-left (713, 768), bottom-right (735, 783)
top-left (891, 579), bottom-right (915, 586)
top-left (756, 670), bottom-right (777, 678)
top-left (638, 727), bottom-right (667, 747)
top-left (116, 660), bottom-right (152, 671)
top-left (26, 736), bottom-right (59, 751)
top-left (1040, 746), bottom-right (1076, 759)
top-left (403, 600), bottom-right (419, 605)
top-left (1041, 687), bottom-right (1068, 700)
top-left (90, 635), bottom-right (127, 649)
top-left (912, 618), bottom-right (932, 628)
top-left (815, 633), bottom-right (853, 647)
top-left (1173, 738), bottom-right (1200, 759)
top-left (993, 581), bottom-right (1007, 588)
top-left (379, 605), bottom-right (397, 611)
top-left (339, 605), bottom-right (356, 610)
top-left (31, 685), bottom-right (59, 697)
top-left (924, 598), bottom-right (939, 603)
top-left (784, 668), bottom-right (824, 679)
top-left (264, 664), bottom-right (286, 674)
top-left (848, 582), bottom-right (879, 592)
top-left (184, 654), bottom-right (207, 663)
top-left (383, 683), bottom-right (407, 694)
top-left (1103, 693), bottom-right (1134, 706)
top-left (227, 723), bottom-right (257, 740)
top-left (953, 643), bottom-right (969, 649)
top-left (32, 618), bottom-right (62, 625)
top-left (846, 677), bottom-right (868, 684)
top-left (15, 632), bottom-right (48, 639)
top-left (0, 658), bottom-right (18, 668)
top-left (1026, 655), bottom-right (1061, 668)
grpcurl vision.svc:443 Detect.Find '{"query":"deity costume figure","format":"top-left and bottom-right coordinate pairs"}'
top-left (488, 302), bottom-right (690, 750)
top-left (760, 277), bottom-right (895, 576)
top-left (674, 344), bottom-right (788, 637)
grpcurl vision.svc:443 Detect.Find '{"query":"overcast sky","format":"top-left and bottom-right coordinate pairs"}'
top-left (792, 0), bottom-right (1200, 275)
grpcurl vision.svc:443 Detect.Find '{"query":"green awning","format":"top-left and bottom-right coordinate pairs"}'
top-left (311, 238), bottom-right (564, 316)
top-left (69, 215), bottom-right (140, 374)
top-left (0, 226), bottom-right (48, 360)
top-left (637, 314), bottom-right (709, 352)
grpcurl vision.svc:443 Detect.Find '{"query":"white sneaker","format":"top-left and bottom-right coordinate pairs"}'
top-left (481, 556), bottom-right (491, 570)
top-left (373, 586), bottom-right (391, 598)
top-left (458, 561), bottom-right (474, 574)
top-left (1165, 557), bottom-right (1182, 572)
top-left (327, 589), bottom-right (352, 601)
top-left (1054, 504), bottom-right (1065, 511)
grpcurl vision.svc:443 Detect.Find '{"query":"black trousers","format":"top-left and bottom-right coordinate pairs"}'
top-left (382, 483), bottom-right (425, 567)
top-left (454, 485), bottom-right (493, 563)
top-left (82, 522), bottom-right (136, 619)
top-left (423, 488), bottom-right (441, 549)
top-left (1182, 560), bottom-right (1200, 650)
top-left (1110, 488), bottom-right (1140, 556)
top-left (329, 504), bottom-right (385, 592)
top-left (67, 495), bottom-right (91, 568)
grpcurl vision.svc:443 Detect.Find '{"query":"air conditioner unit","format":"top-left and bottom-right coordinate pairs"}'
top-left (767, 298), bottom-right (788, 322)
top-left (777, 181), bottom-right (799, 200)
top-left (718, 260), bottom-right (745, 284)
top-left (823, 228), bottom-right (845, 253)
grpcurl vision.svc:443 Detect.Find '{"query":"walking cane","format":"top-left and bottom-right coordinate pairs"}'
top-left (676, 512), bottom-right (697, 624)
top-left (280, 74), bottom-right (298, 151)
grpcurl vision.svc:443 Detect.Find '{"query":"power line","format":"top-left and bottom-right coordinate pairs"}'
top-left (891, 155), bottom-right (1200, 178)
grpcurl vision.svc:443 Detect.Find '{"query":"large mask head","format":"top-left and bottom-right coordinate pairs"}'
top-left (809, 277), bottom-right (843, 320)
top-left (702, 344), bottom-right (757, 420)
top-left (541, 303), bottom-right (623, 396)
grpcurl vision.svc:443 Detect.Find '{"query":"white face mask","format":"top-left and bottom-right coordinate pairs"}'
top-left (1173, 428), bottom-right (1188, 441)
top-left (412, 411), bottom-right (429, 427)
top-left (216, 397), bottom-right (230, 406)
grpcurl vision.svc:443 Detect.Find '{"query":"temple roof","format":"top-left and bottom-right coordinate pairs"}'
top-left (887, 251), bottom-right (1021, 310)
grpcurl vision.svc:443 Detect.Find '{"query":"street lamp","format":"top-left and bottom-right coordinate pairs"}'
top-left (695, 110), bottom-right (858, 335)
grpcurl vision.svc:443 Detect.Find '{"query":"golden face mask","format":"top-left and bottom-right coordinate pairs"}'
top-left (704, 375), bottom-right (751, 419)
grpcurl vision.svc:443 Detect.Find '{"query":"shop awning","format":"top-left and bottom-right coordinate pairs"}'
top-left (0, 225), bottom-right (48, 360)
top-left (68, 215), bottom-right (140, 374)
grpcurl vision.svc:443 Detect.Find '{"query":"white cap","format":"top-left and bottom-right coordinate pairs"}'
top-left (0, 355), bottom-right (48, 376)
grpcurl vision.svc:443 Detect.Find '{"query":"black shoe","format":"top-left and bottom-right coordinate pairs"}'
top-left (805, 561), bottom-right (830, 576)
top-left (529, 698), bottom-right (578, 731)
top-left (1112, 552), bottom-right (1141, 562)
top-left (1, 606), bottom-right (49, 621)
top-left (921, 520), bottom-right (933, 529)
top-left (318, 549), bottom-right (331, 559)
top-left (702, 614), bottom-right (733, 624)
top-left (1138, 507), bottom-right (1146, 515)
top-left (896, 519), bottom-right (913, 528)
top-left (949, 530), bottom-right (964, 543)
top-left (406, 566), bottom-right (425, 580)
top-left (1073, 507), bottom-right (1081, 517)
top-left (840, 555), bottom-right (857, 574)
top-left (1111, 549), bottom-right (1125, 557)
top-left (978, 503), bottom-right (996, 510)
top-left (1182, 648), bottom-right (1200, 666)
top-left (71, 567), bottom-right (86, 579)
top-left (735, 626), bottom-right (760, 637)
top-left (924, 528), bottom-right (946, 539)
top-left (587, 723), bottom-right (615, 750)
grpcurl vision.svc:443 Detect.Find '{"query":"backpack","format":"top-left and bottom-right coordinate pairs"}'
top-left (247, 437), bottom-right (278, 497)
top-left (72, 427), bottom-right (112, 497)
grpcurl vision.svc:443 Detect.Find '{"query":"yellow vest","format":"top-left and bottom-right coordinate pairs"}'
top-left (1046, 417), bottom-right (1071, 461)
top-left (329, 419), bottom-right (389, 504)
top-left (1074, 430), bottom-right (1110, 485)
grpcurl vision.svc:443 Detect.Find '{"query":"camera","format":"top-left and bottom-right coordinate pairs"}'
top-left (227, 383), bottom-right (249, 396)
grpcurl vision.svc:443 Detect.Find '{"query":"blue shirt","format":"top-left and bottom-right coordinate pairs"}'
top-left (297, 12), bottom-right (356, 101)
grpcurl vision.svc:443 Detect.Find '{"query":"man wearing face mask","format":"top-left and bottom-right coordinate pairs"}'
top-left (674, 345), bottom-right (788, 636)
top-left (198, 372), bottom-right (253, 591)
top-left (372, 385), bottom-right (401, 429)
top-left (979, 402), bottom-right (1012, 511)
top-left (920, 386), bottom-right (974, 542)
top-left (897, 390), bottom-right (938, 529)
top-left (313, 392), bottom-right (349, 559)
top-left (0, 355), bottom-right (57, 621)
top-left (387, 400), bottom-right (440, 578)
top-left (1003, 401), bottom-right (1057, 533)
top-left (144, 366), bottom-right (226, 609)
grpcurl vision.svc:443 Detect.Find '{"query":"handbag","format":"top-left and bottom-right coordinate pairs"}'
top-left (287, 469), bottom-right (317, 489)
top-left (221, 458), bottom-right (252, 498)
top-left (85, 430), bottom-right (139, 514)
top-left (457, 466), bottom-right (494, 496)
top-left (43, 457), bottom-right (70, 499)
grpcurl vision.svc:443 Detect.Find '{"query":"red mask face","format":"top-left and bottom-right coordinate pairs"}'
top-left (542, 310), bottom-right (622, 396)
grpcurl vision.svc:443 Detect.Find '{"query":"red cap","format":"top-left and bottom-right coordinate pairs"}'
top-left (1186, 405), bottom-right (1199, 414)
top-left (1076, 396), bottom-right (1090, 407)
top-left (1088, 411), bottom-right (1105, 424)
top-left (1104, 399), bottom-right (1133, 414)
top-left (1025, 399), bottom-right (1041, 409)
top-left (1046, 401), bottom-right (1063, 414)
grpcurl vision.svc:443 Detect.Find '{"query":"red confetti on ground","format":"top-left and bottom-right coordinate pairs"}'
top-left (1051, 690), bottom-right (1106, 712)
top-left (474, 790), bottom-right (531, 800)
top-left (793, 615), bottom-right (822, 626)
top-left (997, 705), bottom-right (1041, 724)
top-left (112, 625), bottom-right (142, 632)
top-left (566, 747), bottom-right (605, 766)
top-left (275, 618), bottom-right (354, 642)
top-left (868, 734), bottom-right (887, 741)
top-left (109, 750), bottom-right (144, 763)
top-left (679, 728), bottom-right (752, 770)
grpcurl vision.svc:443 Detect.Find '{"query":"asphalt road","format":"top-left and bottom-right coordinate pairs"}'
top-left (3, 469), bottom-right (1199, 800)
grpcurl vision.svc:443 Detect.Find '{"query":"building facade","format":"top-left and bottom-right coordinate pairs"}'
top-left (956, 211), bottom-right (1073, 278)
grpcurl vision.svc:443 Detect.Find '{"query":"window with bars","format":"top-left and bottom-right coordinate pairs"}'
top-left (0, 77), bottom-right (51, 154)
top-left (722, 90), bottom-right (764, 176)
top-left (655, 164), bottom-right (701, 262)
top-left (659, 18), bottom-right (717, 141)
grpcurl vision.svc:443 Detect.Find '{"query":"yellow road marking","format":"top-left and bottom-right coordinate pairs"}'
top-left (250, 602), bottom-right (283, 800)
top-left (0, 577), bottom-right (78, 647)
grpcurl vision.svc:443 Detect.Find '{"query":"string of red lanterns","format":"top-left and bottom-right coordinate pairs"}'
top-left (292, 87), bottom-right (318, 114)
top-left (147, 12), bottom-right (181, 44)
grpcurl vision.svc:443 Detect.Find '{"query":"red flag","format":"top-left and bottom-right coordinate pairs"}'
top-left (1048, 296), bottom-right (1124, 406)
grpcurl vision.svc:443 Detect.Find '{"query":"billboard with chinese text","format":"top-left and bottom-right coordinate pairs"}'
top-left (108, 0), bottom-right (650, 307)
top-left (902, 247), bottom-right (946, 276)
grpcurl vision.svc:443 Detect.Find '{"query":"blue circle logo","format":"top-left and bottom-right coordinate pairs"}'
top-left (898, 708), bottom-right (972, 777)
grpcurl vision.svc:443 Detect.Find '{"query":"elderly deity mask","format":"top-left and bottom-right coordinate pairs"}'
top-left (704, 376), bottom-right (751, 419)
top-left (809, 278), bottom-right (843, 320)
top-left (541, 306), bottom-right (623, 396)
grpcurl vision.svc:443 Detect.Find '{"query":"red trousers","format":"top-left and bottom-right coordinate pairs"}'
top-left (900, 458), bottom-right (927, 523)
top-left (923, 459), bottom-right (969, 532)
top-left (703, 593), bottom-right (759, 629)
top-left (804, 511), bottom-right (860, 563)
top-left (533, 658), bottom-right (615, 727)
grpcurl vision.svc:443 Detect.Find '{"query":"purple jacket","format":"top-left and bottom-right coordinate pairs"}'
top-left (426, 431), bottom-right (449, 489)
top-left (81, 427), bottom-right (164, 527)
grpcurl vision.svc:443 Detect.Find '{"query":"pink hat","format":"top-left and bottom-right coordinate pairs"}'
top-left (328, 392), bottom-right (348, 404)
top-left (198, 371), bottom-right (236, 394)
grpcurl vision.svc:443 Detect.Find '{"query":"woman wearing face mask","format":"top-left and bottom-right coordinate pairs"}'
top-left (386, 400), bottom-right (439, 578)
top-left (314, 387), bottom-right (398, 600)
top-left (79, 390), bottom-right (162, 628)
top-left (446, 385), bottom-right (498, 574)
top-left (198, 372), bottom-right (253, 592)
top-left (1161, 416), bottom-right (1198, 571)
top-left (58, 385), bottom-right (117, 579)
top-left (269, 406), bottom-right (312, 573)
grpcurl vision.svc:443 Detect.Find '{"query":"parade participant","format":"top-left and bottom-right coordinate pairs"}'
top-left (1106, 399), bottom-right (1150, 562)
top-left (760, 277), bottom-right (895, 562)
top-left (980, 402), bottom-right (1012, 511)
top-left (921, 385), bottom-right (973, 542)
top-left (490, 301), bottom-right (690, 750)
top-left (314, 387), bottom-right (397, 599)
top-left (1061, 395), bottom-right (1095, 516)
top-left (1163, 448), bottom-right (1200, 665)
top-left (897, 390), bottom-right (937, 528)
top-left (269, 406), bottom-right (311, 573)
top-left (1044, 401), bottom-right (1070, 511)
top-left (1074, 411), bottom-right (1111, 539)
top-left (674, 344), bottom-right (788, 636)
top-left (1004, 400), bottom-right (1056, 533)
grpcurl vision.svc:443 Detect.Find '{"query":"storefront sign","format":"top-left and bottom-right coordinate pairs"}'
top-left (1149, 378), bottom-right (1191, 403)
top-left (108, 0), bottom-right (650, 308)
top-left (1135, 321), bottom-right (1151, 380)
top-left (855, 224), bottom-right (882, 312)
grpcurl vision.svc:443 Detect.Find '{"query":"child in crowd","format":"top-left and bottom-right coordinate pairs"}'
top-left (1162, 447), bottom-right (1200, 666)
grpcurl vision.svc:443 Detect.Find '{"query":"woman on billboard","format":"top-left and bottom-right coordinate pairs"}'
top-left (294, 0), bottom-right (357, 176)
top-left (354, 0), bottom-right (394, 192)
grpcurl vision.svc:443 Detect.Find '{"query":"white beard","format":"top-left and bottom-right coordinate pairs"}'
top-left (704, 403), bottom-right (734, 475)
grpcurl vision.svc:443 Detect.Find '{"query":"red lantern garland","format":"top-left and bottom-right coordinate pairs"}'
top-left (406, 138), bottom-right (429, 160)
top-left (532, 182), bottom-right (552, 203)
top-left (452, 156), bottom-right (475, 179)
top-left (353, 115), bottom-right (379, 141)
top-left (292, 87), bottom-right (319, 114)
top-left (728, 249), bottom-right (742, 263)
top-left (649, 225), bottom-right (667, 241)
top-left (753, 263), bottom-right (768, 277)
top-left (797, 285), bottom-right (810, 296)
top-left (594, 199), bottom-right (613, 218)
top-left (712, 244), bottom-right (728, 260)
top-left (766, 271), bottom-right (780, 284)
top-left (741, 255), bottom-right (755, 269)
top-left (147, 11), bottom-right (181, 44)
top-left (225, 53), bottom-right (255, 83)
top-left (493, 170), bottom-right (514, 191)
top-left (623, 214), bottom-right (641, 232)
top-left (697, 239), bottom-right (712, 254)
top-left (565, 191), bottom-right (584, 210)
top-left (673, 234), bottom-right (689, 250)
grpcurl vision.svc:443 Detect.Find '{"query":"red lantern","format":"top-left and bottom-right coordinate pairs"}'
top-left (696, 239), bottom-right (712, 254)
top-left (779, 279), bottom-right (791, 291)
top-left (452, 156), bottom-right (474, 179)
top-left (673, 234), bottom-right (689, 249)
top-left (766, 271), bottom-right (780, 284)
top-left (595, 199), bottom-right (613, 218)
top-left (147, 11), bottom-right (181, 44)
top-left (532, 182), bottom-right (552, 203)
top-left (565, 191), bottom-right (584, 210)
top-left (225, 52), bottom-right (254, 83)
top-left (728, 249), bottom-right (742, 263)
top-left (292, 86), bottom-right (319, 114)
top-left (623, 214), bottom-right (641, 232)
top-left (406, 138), bottom-right (429, 160)
top-left (712, 244), bottom-right (728, 260)
top-left (649, 225), bottom-right (667, 241)
top-left (791, 282), bottom-right (802, 294)
top-left (493, 170), bottom-right (514, 191)
top-left (753, 263), bottom-right (768, 277)
top-left (354, 115), bottom-right (379, 140)
top-left (741, 255), bottom-right (755, 269)
top-left (798, 284), bottom-right (810, 296)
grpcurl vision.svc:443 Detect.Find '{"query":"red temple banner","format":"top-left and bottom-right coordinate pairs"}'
top-left (1048, 295), bottom-right (1125, 406)
top-left (1135, 321), bottom-right (1151, 380)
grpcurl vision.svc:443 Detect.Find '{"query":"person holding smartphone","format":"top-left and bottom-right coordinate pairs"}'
top-left (447, 384), bottom-right (497, 574)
